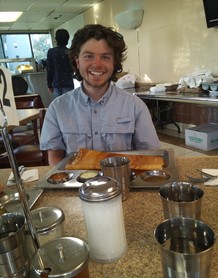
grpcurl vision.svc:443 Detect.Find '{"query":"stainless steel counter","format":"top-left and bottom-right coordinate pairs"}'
top-left (126, 88), bottom-right (218, 106)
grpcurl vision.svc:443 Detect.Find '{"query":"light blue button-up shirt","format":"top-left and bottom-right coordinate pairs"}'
top-left (40, 83), bottom-right (160, 155)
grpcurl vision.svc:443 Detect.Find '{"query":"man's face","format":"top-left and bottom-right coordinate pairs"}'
top-left (75, 38), bottom-right (114, 89)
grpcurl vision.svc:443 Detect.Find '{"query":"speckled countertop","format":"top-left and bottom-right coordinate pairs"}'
top-left (1, 155), bottom-right (218, 278)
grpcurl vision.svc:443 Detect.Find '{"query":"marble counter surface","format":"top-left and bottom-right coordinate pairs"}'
top-left (1, 155), bottom-right (218, 278)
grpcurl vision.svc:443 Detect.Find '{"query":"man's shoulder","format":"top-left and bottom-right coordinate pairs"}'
top-left (113, 85), bottom-right (130, 95)
top-left (48, 47), bottom-right (56, 53)
top-left (111, 85), bottom-right (145, 109)
top-left (47, 47), bottom-right (57, 59)
top-left (112, 85), bottom-right (140, 100)
top-left (53, 87), bottom-right (81, 103)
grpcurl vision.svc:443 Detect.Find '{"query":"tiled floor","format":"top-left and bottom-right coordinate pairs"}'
top-left (160, 139), bottom-right (207, 158)
top-left (157, 128), bottom-right (218, 158)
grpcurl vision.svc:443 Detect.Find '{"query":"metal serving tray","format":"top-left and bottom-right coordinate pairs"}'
top-left (35, 148), bottom-right (179, 189)
top-left (0, 188), bottom-right (43, 215)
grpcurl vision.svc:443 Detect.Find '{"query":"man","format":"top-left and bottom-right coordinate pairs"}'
top-left (40, 24), bottom-right (160, 166)
top-left (46, 29), bottom-right (74, 99)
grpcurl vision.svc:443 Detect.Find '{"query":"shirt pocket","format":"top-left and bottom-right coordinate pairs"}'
top-left (101, 117), bottom-right (134, 151)
top-left (62, 121), bottom-right (91, 134)
top-left (102, 117), bottom-right (134, 134)
top-left (62, 123), bottom-right (92, 152)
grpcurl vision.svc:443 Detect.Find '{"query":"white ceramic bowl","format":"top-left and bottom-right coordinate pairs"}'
top-left (209, 91), bottom-right (218, 97)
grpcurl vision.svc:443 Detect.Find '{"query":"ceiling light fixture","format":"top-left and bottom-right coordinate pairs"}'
top-left (115, 10), bottom-right (144, 30)
top-left (0, 12), bottom-right (23, 22)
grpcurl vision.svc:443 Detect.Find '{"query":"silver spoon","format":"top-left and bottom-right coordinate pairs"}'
top-left (195, 169), bottom-right (217, 179)
top-left (185, 175), bottom-right (212, 183)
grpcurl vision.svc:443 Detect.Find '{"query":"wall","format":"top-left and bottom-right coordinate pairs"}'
top-left (78, 0), bottom-right (218, 84)
top-left (53, 14), bottom-right (84, 48)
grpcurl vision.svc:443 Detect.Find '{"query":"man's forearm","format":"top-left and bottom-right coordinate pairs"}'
top-left (48, 150), bottom-right (65, 166)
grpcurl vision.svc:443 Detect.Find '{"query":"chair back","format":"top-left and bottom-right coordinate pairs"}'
top-left (39, 108), bottom-right (47, 134)
top-left (14, 96), bottom-right (44, 144)
top-left (15, 97), bottom-right (39, 109)
top-left (39, 108), bottom-right (48, 165)
top-left (0, 108), bottom-right (48, 168)
top-left (15, 94), bottom-right (45, 108)
top-left (12, 76), bottom-right (28, 96)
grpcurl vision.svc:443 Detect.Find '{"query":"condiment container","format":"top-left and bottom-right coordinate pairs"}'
top-left (79, 176), bottom-right (127, 262)
top-left (26, 207), bottom-right (65, 259)
top-left (0, 212), bottom-right (29, 277)
top-left (32, 237), bottom-right (89, 278)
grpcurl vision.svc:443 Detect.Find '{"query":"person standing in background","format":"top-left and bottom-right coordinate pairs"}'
top-left (46, 29), bottom-right (74, 99)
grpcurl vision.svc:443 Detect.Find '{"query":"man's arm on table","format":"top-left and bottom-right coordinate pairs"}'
top-left (48, 150), bottom-right (65, 166)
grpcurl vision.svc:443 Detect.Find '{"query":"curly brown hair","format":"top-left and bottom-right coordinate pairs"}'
top-left (69, 24), bottom-right (127, 81)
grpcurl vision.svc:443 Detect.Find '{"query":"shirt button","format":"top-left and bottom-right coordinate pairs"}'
top-left (94, 110), bottom-right (97, 113)
top-left (95, 131), bottom-right (98, 135)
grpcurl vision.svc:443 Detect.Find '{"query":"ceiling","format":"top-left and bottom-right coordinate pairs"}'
top-left (0, 0), bottom-right (103, 32)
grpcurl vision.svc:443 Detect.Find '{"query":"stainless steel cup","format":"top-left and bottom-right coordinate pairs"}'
top-left (154, 217), bottom-right (215, 278)
top-left (26, 207), bottom-right (65, 260)
top-left (0, 213), bottom-right (29, 277)
top-left (100, 156), bottom-right (130, 201)
top-left (159, 181), bottom-right (204, 219)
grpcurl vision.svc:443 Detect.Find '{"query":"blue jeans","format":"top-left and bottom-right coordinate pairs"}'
top-left (53, 87), bottom-right (74, 99)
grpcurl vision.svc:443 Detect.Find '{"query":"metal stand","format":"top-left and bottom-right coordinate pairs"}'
top-left (155, 100), bottom-right (180, 133)
top-left (0, 103), bottom-right (40, 252)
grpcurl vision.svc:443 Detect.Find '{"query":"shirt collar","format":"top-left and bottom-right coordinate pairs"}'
top-left (80, 82), bottom-right (113, 105)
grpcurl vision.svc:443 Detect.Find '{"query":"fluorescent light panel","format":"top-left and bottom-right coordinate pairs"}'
top-left (0, 12), bottom-right (23, 22)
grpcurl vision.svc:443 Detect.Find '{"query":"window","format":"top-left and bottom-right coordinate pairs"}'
top-left (2, 34), bottom-right (32, 59)
top-left (0, 33), bottom-right (52, 73)
top-left (0, 37), bottom-right (4, 59)
top-left (30, 34), bottom-right (52, 61)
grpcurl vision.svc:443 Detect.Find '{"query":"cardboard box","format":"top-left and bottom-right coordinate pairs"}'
top-left (185, 123), bottom-right (218, 151)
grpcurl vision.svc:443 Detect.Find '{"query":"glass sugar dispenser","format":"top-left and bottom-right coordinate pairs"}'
top-left (79, 175), bottom-right (127, 262)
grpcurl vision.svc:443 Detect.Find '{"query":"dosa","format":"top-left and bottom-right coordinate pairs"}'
top-left (65, 148), bottom-right (165, 171)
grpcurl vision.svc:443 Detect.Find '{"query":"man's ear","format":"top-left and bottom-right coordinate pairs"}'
top-left (75, 56), bottom-right (79, 68)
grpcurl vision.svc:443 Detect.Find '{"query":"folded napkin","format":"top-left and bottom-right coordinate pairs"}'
top-left (203, 169), bottom-right (218, 186)
top-left (7, 169), bottom-right (39, 186)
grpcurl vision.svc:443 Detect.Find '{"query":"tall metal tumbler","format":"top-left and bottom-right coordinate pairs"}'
top-left (0, 213), bottom-right (29, 277)
top-left (154, 217), bottom-right (215, 278)
top-left (159, 182), bottom-right (204, 219)
top-left (100, 156), bottom-right (130, 201)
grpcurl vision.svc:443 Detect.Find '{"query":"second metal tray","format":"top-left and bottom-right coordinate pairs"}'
top-left (0, 188), bottom-right (43, 215)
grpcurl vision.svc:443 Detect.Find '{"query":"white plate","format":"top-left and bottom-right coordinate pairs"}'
top-left (209, 91), bottom-right (218, 97)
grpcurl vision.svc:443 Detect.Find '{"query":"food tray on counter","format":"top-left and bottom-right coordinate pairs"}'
top-left (35, 148), bottom-right (179, 189)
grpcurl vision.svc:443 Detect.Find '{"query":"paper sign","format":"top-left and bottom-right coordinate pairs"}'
top-left (0, 66), bottom-right (19, 128)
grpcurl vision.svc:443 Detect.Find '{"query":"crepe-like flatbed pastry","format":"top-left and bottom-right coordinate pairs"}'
top-left (65, 148), bottom-right (164, 171)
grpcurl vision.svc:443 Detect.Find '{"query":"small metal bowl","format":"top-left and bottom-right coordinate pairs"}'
top-left (47, 172), bottom-right (74, 184)
top-left (0, 192), bottom-right (30, 212)
top-left (140, 170), bottom-right (171, 183)
top-left (77, 170), bottom-right (100, 183)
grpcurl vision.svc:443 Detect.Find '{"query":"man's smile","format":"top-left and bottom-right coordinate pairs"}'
top-left (89, 71), bottom-right (105, 76)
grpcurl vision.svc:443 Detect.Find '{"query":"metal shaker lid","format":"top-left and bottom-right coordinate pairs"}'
top-left (32, 237), bottom-right (89, 278)
top-left (79, 176), bottom-right (121, 202)
top-left (31, 207), bottom-right (65, 233)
